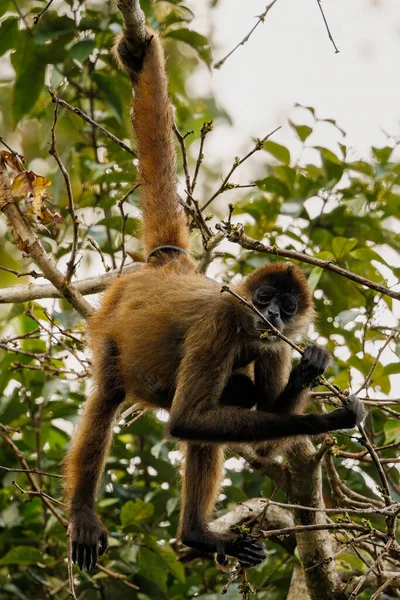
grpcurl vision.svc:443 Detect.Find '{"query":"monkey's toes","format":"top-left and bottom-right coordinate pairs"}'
top-left (234, 538), bottom-right (267, 568)
top-left (70, 515), bottom-right (108, 571)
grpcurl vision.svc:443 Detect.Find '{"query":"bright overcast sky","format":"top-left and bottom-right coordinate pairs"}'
top-left (187, 0), bottom-right (400, 164)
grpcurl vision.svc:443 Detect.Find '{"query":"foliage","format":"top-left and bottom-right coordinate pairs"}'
top-left (0, 1), bottom-right (399, 599)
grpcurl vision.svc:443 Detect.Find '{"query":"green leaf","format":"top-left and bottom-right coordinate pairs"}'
top-left (289, 121), bottom-right (312, 142)
top-left (120, 499), bottom-right (154, 527)
top-left (346, 160), bottom-right (374, 176)
top-left (332, 237), bottom-right (358, 260)
top-left (165, 28), bottom-right (212, 66)
top-left (69, 39), bottom-right (96, 63)
top-left (336, 309), bottom-right (361, 326)
top-left (97, 216), bottom-right (140, 236)
top-left (147, 537), bottom-right (186, 583)
top-left (372, 146), bottom-right (393, 164)
top-left (384, 421), bottom-right (400, 444)
top-left (307, 267), bottom-right (323, 293)
top-left (383, 363), bottom-right (400, 376)
top-left (0, 17), bottom-right (18, 57)
top-left (350, 247), bottom-right (388, 265)
top-left (91, 72), bottom-right (124, 121)
top-left (0, 546), bottom-right (42, 566)
top-left (11, 33), bottom-right (45, 124)
top-left (254, 176), bottom-right (290, 198)
top-left (138, 547), bottom-right (168, 593)
top-left (263, 141), bottom-right (290, 165)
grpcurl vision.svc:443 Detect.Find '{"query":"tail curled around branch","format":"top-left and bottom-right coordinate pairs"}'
top-left (113, 30), bottom-right (191, 258)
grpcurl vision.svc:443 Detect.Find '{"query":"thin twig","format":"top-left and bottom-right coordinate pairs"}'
top-left (348, 539), bottom-right (393, 598)
top-left (191, 120), bottom-right (213, 193)
top-left (12, 480), bottom-right (66, 506)
top-left (354, 331), bottom-right (397, 395)
top-left (49, 97), bottom-right (79, 281)
top-left (316, 0), bottom-right (340, 53)
top-left (369, 573), bottom-right (400, 600)
top-left (48, 89), bottom-right (137, 157)
top-left (173, 123), bottom-right (193, 200)
top-left (33, 0), bottom-right (55, 24)
top-left (0, 464), bottom-right (62, 478)
top-left (124, 410), bottom-right (145, 428)
top-left (0, 265), bottom-right (42, 278)
top-left (262, 522), bottom-right (382, 539)
top-left (66, 525), bottom-right (78, 600)
top-left (214, 1), bottom-right (279, 69)
top-left (118, 185), bottom-right (140, 274)
top-left (260, 498), bottom-right (399, 517)
top-left (201, 127), bottom-right (281, 212)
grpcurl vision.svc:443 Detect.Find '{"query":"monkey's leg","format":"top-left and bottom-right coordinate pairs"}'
top-left (179, 443), bottom-right (267, 567)
top-left (64, 340), bottom-right (125, 570)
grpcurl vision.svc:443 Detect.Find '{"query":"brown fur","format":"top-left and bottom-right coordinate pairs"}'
top-left (64, 27), bottom-right (359, 571)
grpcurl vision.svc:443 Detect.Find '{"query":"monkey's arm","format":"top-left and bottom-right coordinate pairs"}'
top-left (63, 340), bottom-right (125, 570)
top-left (169, 342), bottom-right (364, 444)
top-left (256, 345), bottom-right (331, 415)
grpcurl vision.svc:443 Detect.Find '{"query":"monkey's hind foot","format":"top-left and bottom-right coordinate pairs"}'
top-left (218, 537), bottom-right (267, 568)
top-left (69, 511), bottom-right (108, 570)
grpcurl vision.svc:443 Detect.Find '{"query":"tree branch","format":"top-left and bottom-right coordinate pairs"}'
top-left (0, 263), bottom-right (142, 304)
top-left (0, 159), bottom-right (94, 318)
top-left (222, 226), bottom-right (399, 300)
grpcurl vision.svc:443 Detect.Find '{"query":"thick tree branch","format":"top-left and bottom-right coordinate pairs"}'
top-left (0, 263), bottom-right (141, 304)
top-left (115, 0), bottom-right (148, 47)
top-left (286, 439), bottom-right (345, 600)
top-left (221, 226), bottom-right (399, 300)
top-left (0, 160), bottom-right (94, 318)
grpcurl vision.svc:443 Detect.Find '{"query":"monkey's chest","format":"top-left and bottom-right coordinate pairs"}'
top-left (233, 345), bottom-right (260, 370)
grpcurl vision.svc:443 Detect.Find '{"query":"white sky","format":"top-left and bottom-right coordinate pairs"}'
top-left (187, 0), bottom-right (400, 164)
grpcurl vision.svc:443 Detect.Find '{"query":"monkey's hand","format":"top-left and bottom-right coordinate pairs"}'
top-left (297, 345), bottom-right (331, 387)
top-left (340, 394), bottom-right (367, 426)
top-left (69, 511), bottom-right (108, 570)
top-left (217, 536), bottom-right (267, 568)
top-left (324, 394), bottom-right (366, 431)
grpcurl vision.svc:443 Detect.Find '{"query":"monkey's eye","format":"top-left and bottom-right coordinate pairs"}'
top-left (280, 295), bottom-right (298, 316)
top-left (253, 287), bottom-right (275, 306)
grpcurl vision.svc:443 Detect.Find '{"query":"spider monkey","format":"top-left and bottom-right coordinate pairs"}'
top-left (63, 21), bottom-right (366, 572)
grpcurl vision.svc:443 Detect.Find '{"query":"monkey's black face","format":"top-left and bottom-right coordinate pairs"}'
top-left (252, 285), bottom-right (298, 332)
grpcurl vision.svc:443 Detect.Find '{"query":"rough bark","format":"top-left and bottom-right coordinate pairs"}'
top-left (286, 439), bottom-right (346, 600)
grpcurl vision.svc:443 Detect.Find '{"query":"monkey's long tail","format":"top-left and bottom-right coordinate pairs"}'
top-left (115, 31), bottom-right (190, 257)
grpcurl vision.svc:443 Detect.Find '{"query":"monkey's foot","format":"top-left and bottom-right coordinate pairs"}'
top-left (217, 537), bottom-right (267, 568)
top-left (69, 511), bottom-right (108, 570)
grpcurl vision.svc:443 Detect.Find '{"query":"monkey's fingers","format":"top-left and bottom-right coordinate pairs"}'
top-left (77, 543), bottom-right (85, 571)
top-left (91, 544), bottom-right (99, 569)
top-left (99, 530), bottom-right (108, 556)
top-left (71, 541), bottom-right (77, 565)
top-left (235, 539), bottom-right (267, 568)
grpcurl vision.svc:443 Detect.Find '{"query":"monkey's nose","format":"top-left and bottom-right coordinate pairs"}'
top-left (267, 308), bottom-right (279, 319)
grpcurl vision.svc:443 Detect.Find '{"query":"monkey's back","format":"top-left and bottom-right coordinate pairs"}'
top-left (88, 265), bottom-right (243, 408)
